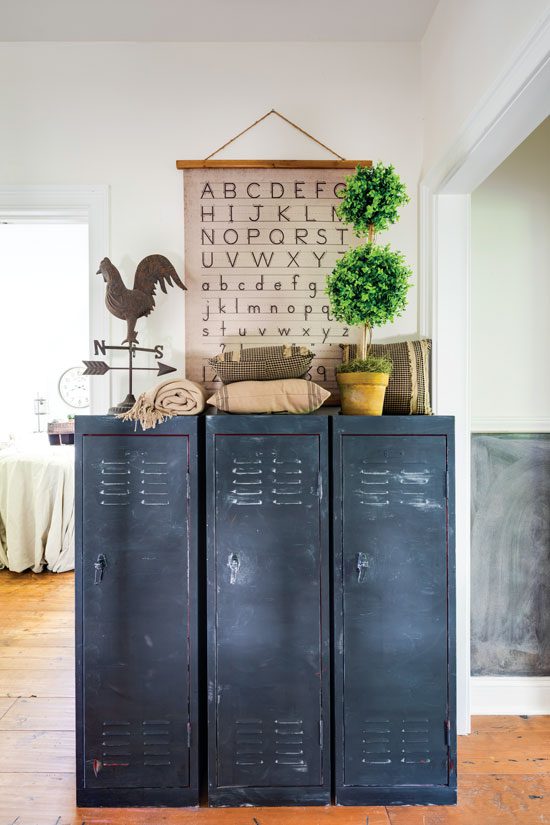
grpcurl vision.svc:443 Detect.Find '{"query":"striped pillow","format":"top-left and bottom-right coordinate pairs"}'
top-left (340, 339), bottom-right (432, 415)
top-left (207, 379), bottom-right (330, 414)
top-left (208, 344), bottom-right (313, 384)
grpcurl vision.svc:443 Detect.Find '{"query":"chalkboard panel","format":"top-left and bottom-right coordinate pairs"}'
top-left (471, 434), bottom-right (550, 676)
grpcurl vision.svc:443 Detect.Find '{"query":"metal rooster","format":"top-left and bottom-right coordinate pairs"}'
top-left (97, 254), bottom-right (186, 344)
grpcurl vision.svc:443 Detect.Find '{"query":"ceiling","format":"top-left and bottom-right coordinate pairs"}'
top-left (1, 0), bottom-right (440, 42)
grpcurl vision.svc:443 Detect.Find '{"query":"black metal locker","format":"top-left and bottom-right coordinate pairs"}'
top-left (206, 412), bottom-right (331, 806)
top-left (75, 416), bottom-right (200, 807)
top-left (332, 416), bottom-right (456, 806)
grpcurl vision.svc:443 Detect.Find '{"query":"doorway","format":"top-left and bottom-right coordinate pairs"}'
top-left (0, 221), bottom-right (90, 440)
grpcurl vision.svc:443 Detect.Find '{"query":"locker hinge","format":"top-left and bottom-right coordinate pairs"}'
top-left (445, 719), bottom-right (454, 773)
top-left (187, 721), bottom-right (192, 749)
top-left (186, 469), bottom-right (190, 503)
top-left (319, 719), bottom-right (324, 749)
top-left (445, 469), bottom-right (449, 498)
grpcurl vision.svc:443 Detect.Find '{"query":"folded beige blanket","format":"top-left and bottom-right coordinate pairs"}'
top-left (117, 377), bottom-right (207, 429)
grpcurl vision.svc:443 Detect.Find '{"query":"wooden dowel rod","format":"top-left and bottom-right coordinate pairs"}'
top-left (176, 159), bottom-right (372, 169)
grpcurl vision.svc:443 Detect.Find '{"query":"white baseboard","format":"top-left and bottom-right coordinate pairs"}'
top-left (471, 416), bottom-right (550, 432)
top-left (471, 676), bottom-right (550, 715)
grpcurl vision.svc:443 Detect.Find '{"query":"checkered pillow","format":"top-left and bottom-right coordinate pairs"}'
top-left (340, 339), bottom-right (432, 415)
top-left (209, 344), bottom-right (314, 384)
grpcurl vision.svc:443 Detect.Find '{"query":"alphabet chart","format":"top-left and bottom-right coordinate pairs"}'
top-left (183, 168), bottom-right (361, 398)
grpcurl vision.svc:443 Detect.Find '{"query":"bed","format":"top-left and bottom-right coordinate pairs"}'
top-left (0, 440), bottom-right (74, 573)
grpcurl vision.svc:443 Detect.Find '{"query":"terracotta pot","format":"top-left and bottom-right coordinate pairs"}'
top-left (337, 371), bottom-right (390, 416)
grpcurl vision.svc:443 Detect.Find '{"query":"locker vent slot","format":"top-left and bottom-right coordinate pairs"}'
top-left (102, 721), bottom-right (132, 767)
top-left (398, 470), bottom-right (431, 485)
top-left (141, 460), bottom-right (170, 506)
top-left (98, 720), bottom-right (174, 768)
top-left (96, 453), bottom-right (175, 507)
top-left (355, 469), bottom-right (389, 506)
top-left (397, 468), bottom-right (441, 510)
top-left (230, 459), bottom-right (263, 506)
top-left (142, 719), bottom-right (171, 760)
top-left (100, 459), bottom-right (130, 475)
top-left (362, 718), bottom-right (391, 765)
top-left (100, 459), bottom-right (130, 506)
top-left (227, 452), bottom-right (310, 506)
top-left (401, 718), bottom-right (431, 764)
top-left (354, 463), bottom-right (442, 512)
top-left (360, 718), bottom-right (434, 766)
top-left (271, 458), bottom-right (303, 505)
top-left (275, 720), bottom-right (306, 768)
top-left (235, 720), bottom-right (264, 766)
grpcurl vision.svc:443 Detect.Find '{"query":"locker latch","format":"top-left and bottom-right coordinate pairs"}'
top-left (228, 553), bottom-right (240, 584)
top-left (356, 552), bottom-right (369, 583)
top-left (94, 554), bottom-right (107, 585)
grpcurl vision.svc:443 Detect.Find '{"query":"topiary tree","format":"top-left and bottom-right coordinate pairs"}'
top-left (327, 162), bottom-right (412, 361)
top-left (337, 162), bottom-right (409, 240)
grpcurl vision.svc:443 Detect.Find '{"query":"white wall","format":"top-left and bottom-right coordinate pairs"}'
top-left (0, 42), bottom-right (422, 399)
top-left (471, 116), bottom-right (550, 429)
top-left (421, 0), bottom-right (550, 175)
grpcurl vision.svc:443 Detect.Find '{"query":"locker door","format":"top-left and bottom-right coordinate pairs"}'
top-left (212, 433), bottom-right (324, 792)
top-left (81, 434), bottom-right (190, 790)
top-left (341, 435), bottom-right (449, 789)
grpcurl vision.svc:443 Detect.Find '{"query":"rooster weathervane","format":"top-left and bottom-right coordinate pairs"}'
top-left (83, 254), bottom-right (187, 414)
top-left (97, 254), bottom-right (186, 344)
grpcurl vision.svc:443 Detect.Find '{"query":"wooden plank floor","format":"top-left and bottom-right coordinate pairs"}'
top-left (1, 570), bottom-right (549, 825)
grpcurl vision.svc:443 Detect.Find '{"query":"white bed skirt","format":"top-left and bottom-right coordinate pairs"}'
top-left (0, 442), bottom-right (74, 573)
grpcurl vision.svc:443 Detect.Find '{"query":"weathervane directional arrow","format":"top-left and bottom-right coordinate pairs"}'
top-left (82, 360), bottom-right (176, 378)
top-left (156, 362), bottom-right (177, 376)
top-left (82, 360), bottom-right (109, 376)
top-left (82, 339), bottom-right (178, 414)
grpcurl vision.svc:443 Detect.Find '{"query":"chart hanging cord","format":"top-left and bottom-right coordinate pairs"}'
top-left (203, 109), bottom-right (346, 161)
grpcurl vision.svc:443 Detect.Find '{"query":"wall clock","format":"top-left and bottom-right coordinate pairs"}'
top-left (58, 366), bottom-right (90, 409)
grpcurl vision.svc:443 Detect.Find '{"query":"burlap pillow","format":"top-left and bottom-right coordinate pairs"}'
top-left (340, 339), bottom-right (432, 415)
top-left (208, 344), bottom-right (313, 384)
top-left (207, 379), bottom-right (330, 414)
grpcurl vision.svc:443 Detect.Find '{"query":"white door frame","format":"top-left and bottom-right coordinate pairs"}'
top-left (0, 185), bottom-right (110, 414)
top-left (419, 11), bottom-right (550, 735)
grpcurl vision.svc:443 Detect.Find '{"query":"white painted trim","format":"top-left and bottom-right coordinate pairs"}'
top-left (472, 417), bottom-right (550, 433)
top-left (433, 194), bottom-right (471, 735)
top-left (471, 677), bottom-right (550, 716)
top-left (419, 13), bottom-right (550, 737)
top-left (417, 183), bottom-right (433, 338)
top-left (0, 185), bottom-right (110, 413)
top-left (423, 8), bottom-right (550, 195)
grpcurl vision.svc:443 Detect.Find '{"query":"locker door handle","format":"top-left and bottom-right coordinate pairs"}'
top-left (356, 552), bottom-right (369, 583)
top-left (94, 554), bottom-right (107, 584)
top-left (228, 553), bottom-right (240, 584)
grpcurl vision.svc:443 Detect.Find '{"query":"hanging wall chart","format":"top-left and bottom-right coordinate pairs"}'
top-left (177, 110), bottom-right (370, 399)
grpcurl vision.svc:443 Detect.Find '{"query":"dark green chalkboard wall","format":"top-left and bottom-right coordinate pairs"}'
top-left (471, 434), bottom-right (550, 676)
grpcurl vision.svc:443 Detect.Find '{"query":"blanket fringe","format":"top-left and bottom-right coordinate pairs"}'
top-left (117, 394), bottom-right (176, 430)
